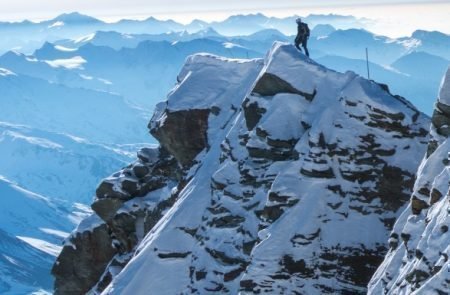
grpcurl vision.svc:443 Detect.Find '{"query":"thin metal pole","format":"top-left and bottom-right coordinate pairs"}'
top-left (366, 47), bottom-right (370, 80)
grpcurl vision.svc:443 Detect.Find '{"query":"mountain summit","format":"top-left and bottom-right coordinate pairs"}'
top-left (52, 42), bottom-right (430, 294)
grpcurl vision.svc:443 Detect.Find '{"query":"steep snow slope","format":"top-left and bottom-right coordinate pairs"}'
top-left (0, 121), bottom-right (144, 293)
top-left (368, 67), bottom-right (450, 294)
top-left (0, 121), bottom-right (136, 204)
top-left (53, 43), bottom-right (430, 294)
top-left (0, 228), bottom-right (54, 294)
top-left (0, 68), bottom-right (147, 144)
top-left (0, 176), bottom-right (75, 293)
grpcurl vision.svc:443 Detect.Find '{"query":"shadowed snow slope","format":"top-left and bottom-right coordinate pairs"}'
top-left (0, 69), bottom-right (147, 144)
top-left (0, 122), bottom-right (133, 203)
top-left (368, 67), bottom-right (450, 294)
top-left (0, 176), bottom-right (73, 293)
top-left (54, 42), bottom-right (430, 294)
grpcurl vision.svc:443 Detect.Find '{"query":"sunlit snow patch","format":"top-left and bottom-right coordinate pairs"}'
top-left (75, 33), bottom-right (95, 44)
top-left (223, 42), bottom-right (244, 49)
top-left (16, 236), bottom-right (62, 257)
top-left (45, 56), bottom-right (87, 69)
top-left (48, 21), bottom-right (64, 29)
top-left (54, 45), bottom-right (77, 52)
top-left (0, 68), bottom-right (16, 76)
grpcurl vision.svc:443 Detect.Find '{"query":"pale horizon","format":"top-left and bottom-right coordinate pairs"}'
top-left (0, 1), bottom-right (449, 37)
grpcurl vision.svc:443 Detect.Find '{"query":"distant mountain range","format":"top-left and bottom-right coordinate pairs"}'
top-left (2, 25), bottom-right (448, 114)
top-left (0, 12), bottom-right (367, 54)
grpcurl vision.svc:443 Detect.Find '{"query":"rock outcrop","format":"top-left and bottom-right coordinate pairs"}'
top-left (53, 43), bottom-right (431, 294)
top-left (52, 146), bottom-right (181, 294)
top-left (369, 67), bottom-right (450, 294)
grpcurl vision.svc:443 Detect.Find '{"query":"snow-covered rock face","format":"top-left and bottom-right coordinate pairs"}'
top-left (438, 67), bottom-right (450, 105)
top-left (368, 67), bottom-right (450, 294)
top-left (53, 42), bottom-right (430, 294)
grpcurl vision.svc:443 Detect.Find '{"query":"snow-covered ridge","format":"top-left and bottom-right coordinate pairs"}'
top-left (368, 67), bottom-right (450, 294)
top-left (53, 42), bottom-right (430, 294)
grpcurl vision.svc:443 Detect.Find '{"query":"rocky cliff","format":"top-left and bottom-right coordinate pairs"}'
top-left (52, 42), bottom-right (430, 294)
top-left (368, 67), bottom-right (450, 294)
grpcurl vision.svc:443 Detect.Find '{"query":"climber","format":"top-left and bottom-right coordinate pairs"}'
top-left (294, 18), bottom-right (310, 57)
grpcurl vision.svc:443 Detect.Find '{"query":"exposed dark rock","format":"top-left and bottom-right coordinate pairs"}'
top-left (242, 98), bottom-right (266, 130)
top-left (209, 214), bottom-right (245, 228)
top-left (411, 196), bottom-right (429, 215)
top-left (252, 72), bottom-right (317, 101)
top-left (150, 109), bottom-right (210, 166)
top-left (205, 248), bottom-right (246, 266)
top-left (224, 266), bottom-right (245, 282)
top-left (211, 106), bottom-right (221, 115)
top-left (121, 179), bottom-right (140, 195)
top-left (54, 146), bottom-right (181, 294)
top-left (240, 279), bottom-right (257, 291)
top-left (318, 246), bottom-right (387, 290)
top-left (52, 223), bottom-right (117, 295)
top-left (256, 205), bottom-right (285, 223)
top-left (133, 164), bottom-right (149, 178)
top-left (432, 102), bottom-right (450, 136)
top-left (137, 147), bottom-right (159, 163)
top-left (158, 252), bottom-right (192, 259)
top-left (92, 198), bottom-right (124, 222)
top-left (280, 255), bottom-right (314, 277)
top-left (430, 188), bottom-right (442, 205)
top-left (426, 140), bottom-right (439, 158)
top-left (300, 167), bottom-right (335, 179)
top-left (94, 255), bottom-right (131, 293)
top-left (195, 271), bottom-right (207, 281)
top-left (96, 181), bottom-right (129, 200)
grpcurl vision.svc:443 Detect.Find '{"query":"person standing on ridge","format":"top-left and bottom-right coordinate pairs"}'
top-left (295, 18), bottom-right (310, 57)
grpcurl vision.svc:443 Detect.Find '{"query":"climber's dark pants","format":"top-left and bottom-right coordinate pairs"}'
top-left (295, 36), bottom-right (309, 57)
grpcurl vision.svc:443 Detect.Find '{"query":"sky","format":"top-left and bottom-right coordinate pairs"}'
top-left (0, 0), bottom-right (449, 37)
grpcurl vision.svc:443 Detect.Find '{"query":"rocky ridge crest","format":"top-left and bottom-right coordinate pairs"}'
top-left (52, 43), bottom-right (430, 294)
